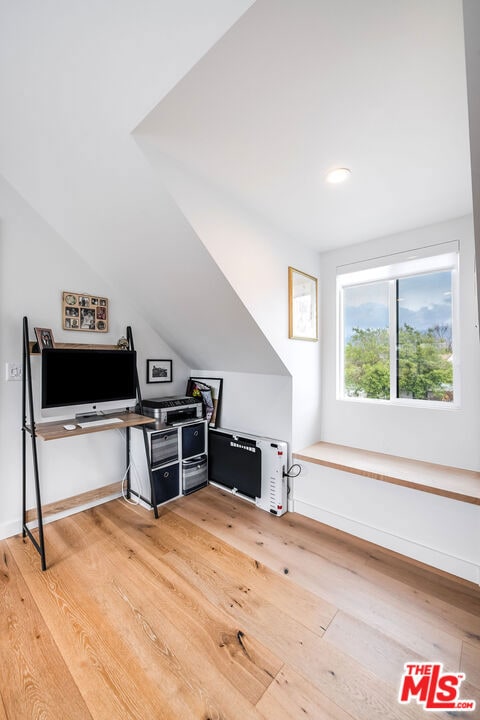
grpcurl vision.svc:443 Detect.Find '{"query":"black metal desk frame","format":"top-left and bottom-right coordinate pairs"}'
top-left (21, 317), bottom-right (158, 571)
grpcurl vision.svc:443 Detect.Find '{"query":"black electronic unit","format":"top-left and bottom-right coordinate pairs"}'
top-left (208, 430), bottom-right (262, 499)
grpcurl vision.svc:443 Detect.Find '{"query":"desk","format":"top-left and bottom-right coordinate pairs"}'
top-left (29, 411), bottom-right (152, 440)
top-left (23, 411), bottom-right (153, 570)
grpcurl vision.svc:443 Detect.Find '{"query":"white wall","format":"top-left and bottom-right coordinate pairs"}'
top-left (320, 215), bottom-right (480, 470)
top-left (189, 369), bottom-right (292, 445)
top-left (0, 177), bottom-right (190, 540)
top-left (463, 0), bottom-right (480, 332)
top-left (138, 151), bottom-right (322, 450)
top-left (294, 464), bottom-right (480, 584)
top-left (290, 215), bottom-right (480, 583)
top-left (0, 0), bottom-right (282, 379)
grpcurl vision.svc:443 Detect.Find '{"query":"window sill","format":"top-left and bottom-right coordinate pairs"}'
top-left (337, 396), bottom-right (459, 410)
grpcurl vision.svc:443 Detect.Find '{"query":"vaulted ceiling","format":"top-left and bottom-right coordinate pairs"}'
top-left (0, 0), bottom-right (473, 378)
top-left (136, 0), bottom-right (472, 250)
top-left (0, 0), bottom-right (290, 375)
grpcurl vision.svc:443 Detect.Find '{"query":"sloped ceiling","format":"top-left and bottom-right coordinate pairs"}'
top-left (0, 0), bottom-right (473, 377)
top-left (0, 0), bottom-right (288, 375)
top-left (135, 0), bottom-right (472, 250)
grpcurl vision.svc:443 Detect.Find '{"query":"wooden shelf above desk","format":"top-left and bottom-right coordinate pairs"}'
top-left (29, 340), bottom-right (119, 354)
top-left (28, 411), bottom-right (152, 441)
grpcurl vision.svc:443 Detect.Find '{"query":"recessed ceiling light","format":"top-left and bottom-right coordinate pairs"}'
top-left (326, 167), bottom-right (351, 184)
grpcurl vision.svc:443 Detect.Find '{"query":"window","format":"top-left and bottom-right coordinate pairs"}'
top-left (338, 244), bottom-right (458, 404)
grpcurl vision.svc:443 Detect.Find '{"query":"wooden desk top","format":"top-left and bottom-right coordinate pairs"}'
top-left (27, 412), bottom-right (152, 441)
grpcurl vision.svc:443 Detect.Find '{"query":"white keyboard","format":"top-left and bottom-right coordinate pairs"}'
top-left (77, 417), bottom-right (124, 428)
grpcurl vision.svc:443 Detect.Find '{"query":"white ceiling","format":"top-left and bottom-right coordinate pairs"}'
top-left (136, 0), bottom-right (473, 251)
top-left (0, 0), bottom-right (292, 375)
top-left (0, 0), bottom-right (474, 377)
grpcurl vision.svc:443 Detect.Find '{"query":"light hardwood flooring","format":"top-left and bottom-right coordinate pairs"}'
top-left (1, 485), bottom-right (479, 719)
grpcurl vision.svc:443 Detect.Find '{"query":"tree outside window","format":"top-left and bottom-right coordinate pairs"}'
top-left (340, 265), bottom-right (456, 404)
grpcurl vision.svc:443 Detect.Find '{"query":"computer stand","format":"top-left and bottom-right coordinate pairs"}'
top-left (21, 317), bottom-right (156, 571)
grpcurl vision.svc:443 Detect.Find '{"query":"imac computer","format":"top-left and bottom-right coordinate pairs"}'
top-left (41, 348), bottom-right (137, 420)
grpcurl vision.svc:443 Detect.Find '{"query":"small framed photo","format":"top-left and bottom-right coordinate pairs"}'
top-left (147, 359), bottom-right (172, 383)
top-left (288, 266), bottom-right (318, 341)
top-left (34, 327), bottom-right (56, 351)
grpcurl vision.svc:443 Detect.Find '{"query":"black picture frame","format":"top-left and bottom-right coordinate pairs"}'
top-left (186, 376), bottom-right (223, 427)
top-left (147, 359), bottom-right (172, 383)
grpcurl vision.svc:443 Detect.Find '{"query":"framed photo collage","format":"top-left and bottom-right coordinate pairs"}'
top-left (62, 291), bottom-right (109, 333)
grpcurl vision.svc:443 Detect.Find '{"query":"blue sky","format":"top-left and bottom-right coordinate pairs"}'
top-left (344, 271), bottom-right (452, 341)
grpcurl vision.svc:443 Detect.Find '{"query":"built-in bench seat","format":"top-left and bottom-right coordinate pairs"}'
top-left (293, 442), bottom-right (480, 506)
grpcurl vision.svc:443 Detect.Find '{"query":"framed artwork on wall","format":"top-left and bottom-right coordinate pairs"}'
top-left (288, 266), bottom-right (318, 341)
top-left (62, 291), bottom-right (109, 332)
top-left (186, 376), bottom-right (223, 427)
top-left (147, 359), bottom-right (172, 383)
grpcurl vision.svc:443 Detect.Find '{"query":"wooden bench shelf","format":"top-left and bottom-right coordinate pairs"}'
top-left (293, 442), bottom-right (480, 506)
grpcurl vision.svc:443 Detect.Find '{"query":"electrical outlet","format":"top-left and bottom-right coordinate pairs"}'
top-left (5, 362), bottom-right (22, 382)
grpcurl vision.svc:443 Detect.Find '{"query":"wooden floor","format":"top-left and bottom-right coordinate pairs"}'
top-left (1, 486), bottom-right (479, 720)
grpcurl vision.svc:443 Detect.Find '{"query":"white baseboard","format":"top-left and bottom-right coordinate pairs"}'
top-left (0, 491), bottom-right (122, 542)
top-left (294, 499), bottom-right (480, 585)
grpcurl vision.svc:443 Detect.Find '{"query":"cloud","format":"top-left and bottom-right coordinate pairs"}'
top-left (344, 302), bottom-right (388, 341)
top-left (345, 302), bottom-right (451, 342)
top-left (399, 304), bottom-right (452, 333)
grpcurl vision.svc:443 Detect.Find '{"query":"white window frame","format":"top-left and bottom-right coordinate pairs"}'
top-left (336, 242), bottom-right (460, 408)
